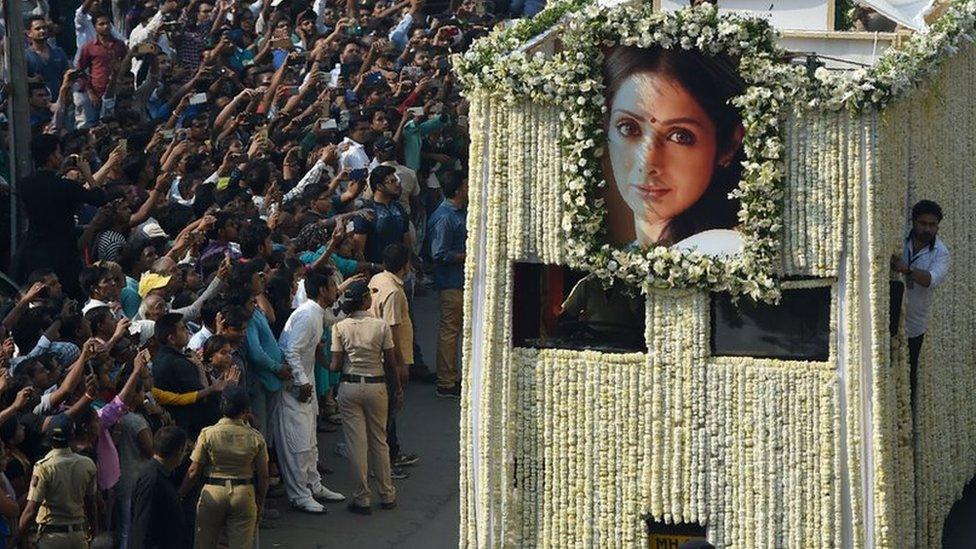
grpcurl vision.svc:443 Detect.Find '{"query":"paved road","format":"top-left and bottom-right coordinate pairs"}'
top-left (262, 291), bottom-right (461, 549)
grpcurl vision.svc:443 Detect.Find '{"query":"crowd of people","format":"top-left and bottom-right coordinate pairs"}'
top-left (0, 0), bottom-right (525, 543)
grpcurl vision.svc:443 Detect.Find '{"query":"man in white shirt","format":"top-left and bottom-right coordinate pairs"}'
top-left (187, 300), bottom-right (220, 353)
top-left (275, 272), bottom-right (345, 513)
top-left (891, 200), bottom-right (950, 410)
top-left (339, 117), bottom-right (373, 177)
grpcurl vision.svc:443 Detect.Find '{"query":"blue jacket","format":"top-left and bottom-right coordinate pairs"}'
top-left (428, 199), bottom-right (467, 291)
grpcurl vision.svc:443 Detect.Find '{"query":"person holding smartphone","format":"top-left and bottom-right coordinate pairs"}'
top-left (338, 116), bottom-right (374, 187)
top-left (15, 135), bottom-right (108, 299)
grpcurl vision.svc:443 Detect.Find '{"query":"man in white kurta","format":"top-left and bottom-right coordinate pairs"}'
top-left (276, 274), bottom-right (345, 513)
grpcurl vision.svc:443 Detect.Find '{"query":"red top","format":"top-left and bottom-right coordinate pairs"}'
top-left (77, 36), bottom-right (127, 97)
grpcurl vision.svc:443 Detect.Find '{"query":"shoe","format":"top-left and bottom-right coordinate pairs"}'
top-left (348, 502), bottom-right (373, 515)
top-left (291, 499), bottom-right (326, 514)
top-left (262, 507), bottom-right (282, 520)
top-left (267, 484), bottom-right (286, 499)
top-left (317, 462), bottom-right (334, 475)
top-left (380, 500), bottom-right (397, 510)
top-left (259, 517), bottom-right (277, 529)
top-left (436, 385), bottom-right (461, 399)
top-left (269, 476), bottom-right (281, 487)
top-left (393, 453), bottom-right (419, 467)
top-left (390, 467), bottom-right (410, 480)
top-left (327, 413), bottom-right (343, 425)
top-left (335, 442), bottom-right (349, 459)
top-left (312, 485), bottom-right (346, 502)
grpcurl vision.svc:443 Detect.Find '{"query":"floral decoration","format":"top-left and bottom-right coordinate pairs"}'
top-left (457, 1), bottom-right (976, 548)
top-left (457, 0), bottom-right (976, 300)
top-left (458, 3), bottom-right (797, 300)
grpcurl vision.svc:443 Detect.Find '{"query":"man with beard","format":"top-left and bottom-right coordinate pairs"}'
top-left (25, 15), bottom-right (71, 97)
top-left (352, 165), bottom-right (410, 264)
top-left (891, 199), bottom-right (950, 412)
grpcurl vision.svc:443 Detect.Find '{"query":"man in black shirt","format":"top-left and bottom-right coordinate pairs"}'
top-left (16, 134), bottom-right (107, 298)
top-left (151, 314), bottom-right (219, 438)
top-left (129, 426), bottom-right (190, 549)
top-left (352, 165), bottom-right (410, 263)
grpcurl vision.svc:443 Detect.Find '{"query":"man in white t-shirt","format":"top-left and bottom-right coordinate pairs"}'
top-left (891, 199), bottom-right (950, 410)
top-left (339, 118), bottom-right (372, 176)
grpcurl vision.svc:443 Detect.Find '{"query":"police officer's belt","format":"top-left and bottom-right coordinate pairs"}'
top-left (205, 477), bottom-right (254, 486)
top-left (341, 374), bottom-right (386, 384)
top-left (39, 523), bottom-right (86, 534)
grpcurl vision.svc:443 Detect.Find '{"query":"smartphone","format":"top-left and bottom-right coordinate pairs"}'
top-left (160, 129), bottom-right (175, 139)
top-left (135, 42), bottom-right (158, 55)
top-left (320, 118), bottom-right (338, 130)
top-left (350, 168), bottom-right (368, 180)
top-left (437, 58), bottom-right (452, 72)
top-left (364, 72), bottom-right (384, 86)
top-left (189, 92), bottom-right (208, 105)
top-left (345, 220), bottom-right (355, 233)
top-left (401, 66), bottom-right (422, 80)
top-left (117, 138), bottom-right (128, 151)
top-left (407, 106), bottom-right (425, 117)
top-left (272, 37), bottom-right (292, 50)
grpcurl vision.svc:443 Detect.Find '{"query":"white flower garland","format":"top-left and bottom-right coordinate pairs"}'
top-left (457, 0), bottom-right (976, 301)
top-left (457, 2), bottom-right (976, 548)
top-left (462, 3), bottom-right (793, 301)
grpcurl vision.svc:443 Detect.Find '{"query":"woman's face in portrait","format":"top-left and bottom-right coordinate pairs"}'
top-left (607, 71), bottom-right (719, 245)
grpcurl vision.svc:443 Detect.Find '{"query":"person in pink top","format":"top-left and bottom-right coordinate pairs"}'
top-left (49, 348), bottom-right (149, 491)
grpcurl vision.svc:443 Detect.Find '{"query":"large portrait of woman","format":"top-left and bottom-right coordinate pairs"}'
top-left (601, 45), bottom-right (747, 256)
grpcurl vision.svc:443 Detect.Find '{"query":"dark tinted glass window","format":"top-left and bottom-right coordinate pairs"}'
top-left (644, 517), bottom-right (707, 547)
top-left (710, 286), bottom-right (831, 361)
top-left (512, 263), bottom-right (646, 353)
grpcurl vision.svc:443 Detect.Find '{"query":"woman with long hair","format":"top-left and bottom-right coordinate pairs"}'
top-left (602, 45), bottom-right (747, 255)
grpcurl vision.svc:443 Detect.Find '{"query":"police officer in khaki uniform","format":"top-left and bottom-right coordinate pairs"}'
top-left (179, 386), bottom-right (269, 549)
top-left (330, 280), bottom-right (403, 515)
top-left (18, 413), bottom-right (98, 548)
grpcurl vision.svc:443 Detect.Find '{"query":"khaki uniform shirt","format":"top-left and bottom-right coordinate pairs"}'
top-left (28, 447), bottom-right (97, 525)
top-left (368, 271), bottom-right (414, 365)
top-left (331, 311), bottom-right (395, 377)
top-left (191, 418), bottom-right (268, 479)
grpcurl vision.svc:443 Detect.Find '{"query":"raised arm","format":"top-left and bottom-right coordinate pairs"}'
top-left (46, 339), bottom-right (101, 411)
